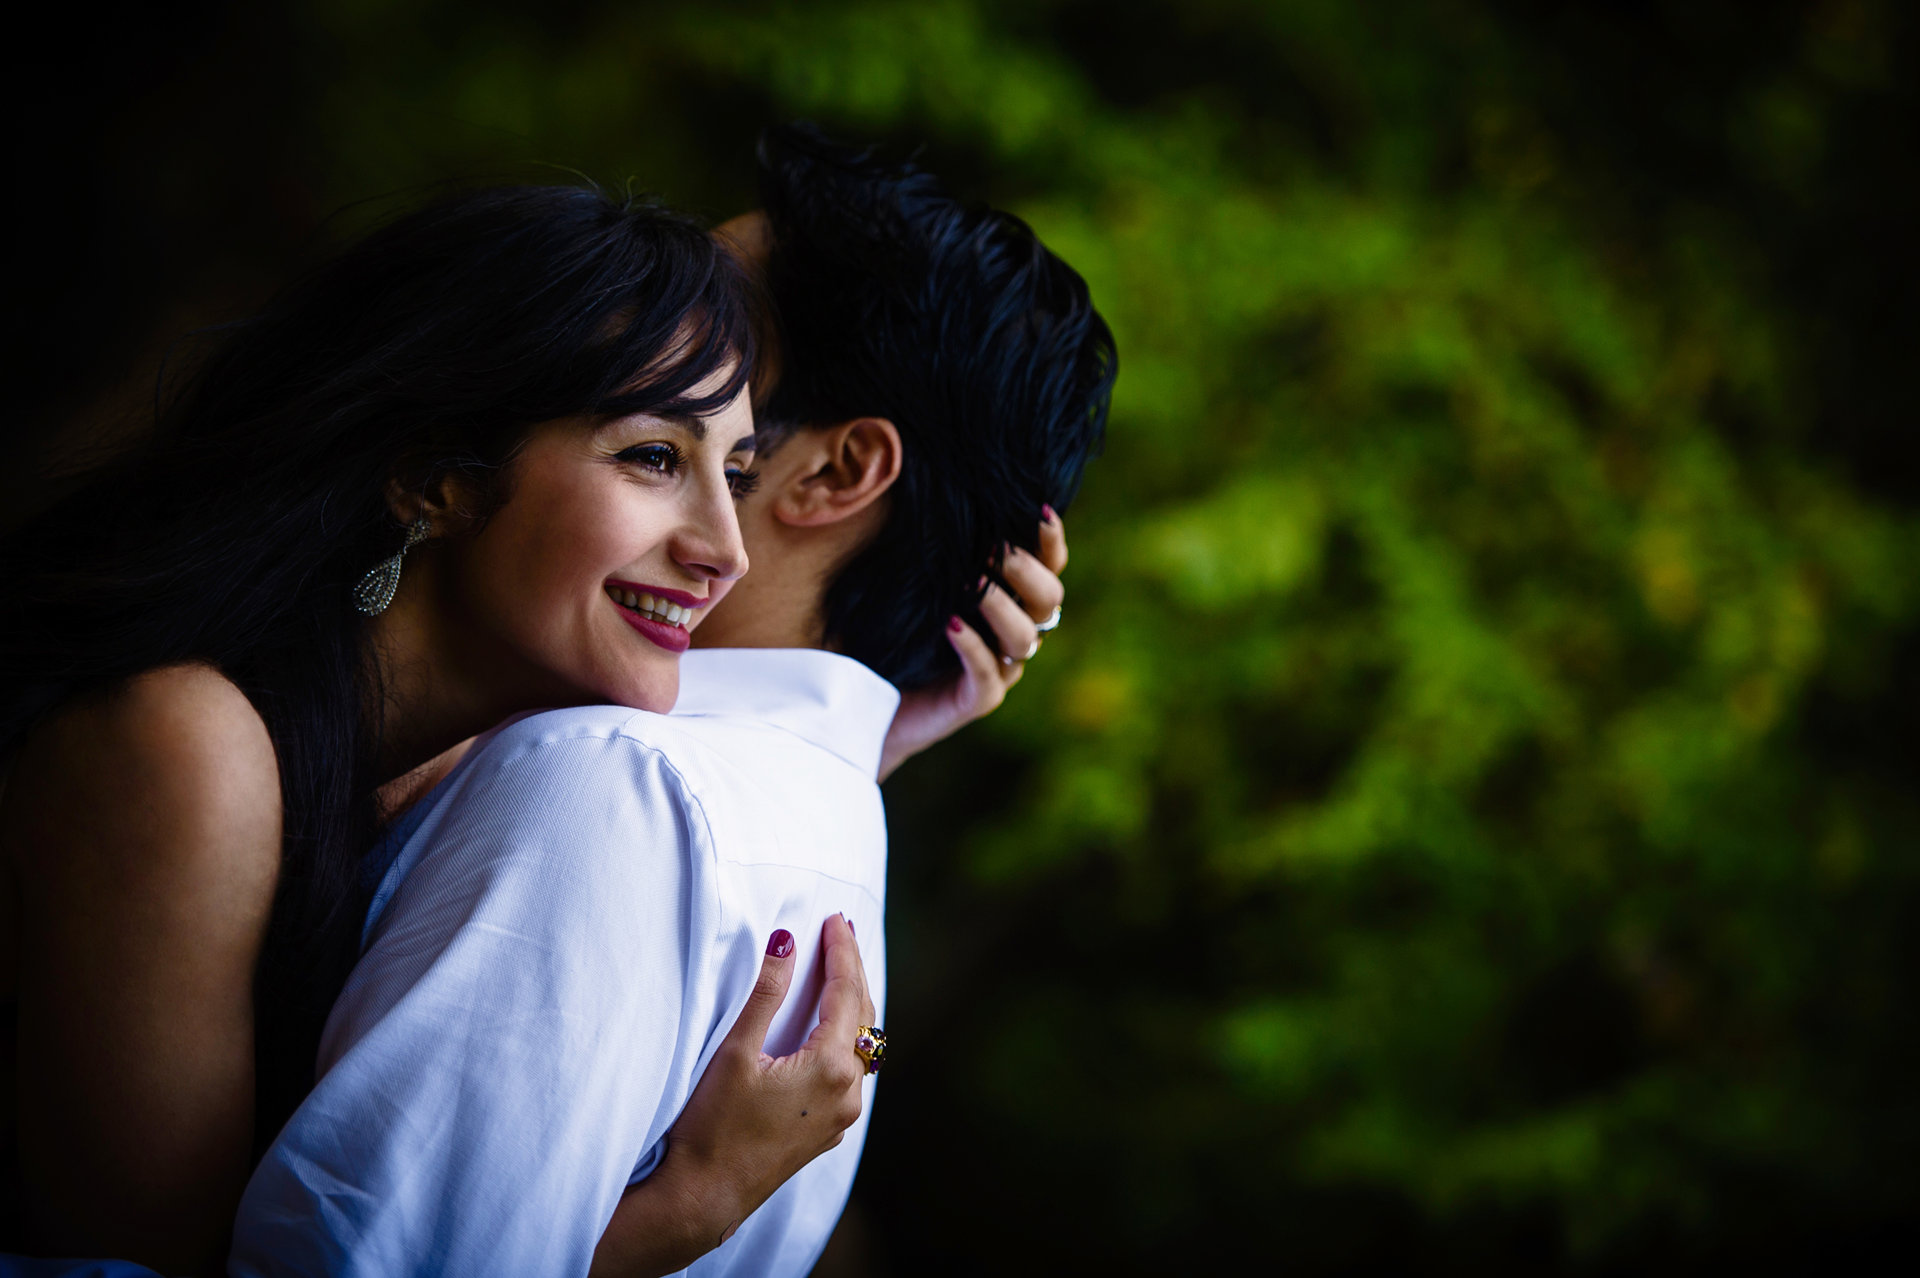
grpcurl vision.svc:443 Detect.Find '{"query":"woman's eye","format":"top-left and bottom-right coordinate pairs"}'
top-left (616, 443), bottom-right (685, 475)
top-left (728, 467), bottom-right (762, 499)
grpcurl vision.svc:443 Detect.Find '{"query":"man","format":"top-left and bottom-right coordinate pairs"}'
top-left (230, 125), bottom-right (1115, 1276)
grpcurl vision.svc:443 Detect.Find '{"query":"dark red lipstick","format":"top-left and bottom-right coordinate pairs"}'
top-left (605, 580), bottom-right (709, 609)
top-left (604, 580), bottom-right (706, 654)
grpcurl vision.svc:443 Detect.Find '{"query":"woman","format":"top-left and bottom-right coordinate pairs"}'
top-left (0, 185), bottom-right (1049, 1274)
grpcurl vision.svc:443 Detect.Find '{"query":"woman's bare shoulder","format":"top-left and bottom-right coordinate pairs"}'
top-left (34, 662), bottom-right (279, 795)
top-left (6, 663), bottom-right (282, 883)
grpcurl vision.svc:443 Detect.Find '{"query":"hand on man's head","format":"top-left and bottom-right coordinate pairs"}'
top-left (878, 509), bottom-right (1070, 780)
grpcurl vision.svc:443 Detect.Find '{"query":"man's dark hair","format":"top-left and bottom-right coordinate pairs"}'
top-left (755, 123), bottom-right (1117, 689)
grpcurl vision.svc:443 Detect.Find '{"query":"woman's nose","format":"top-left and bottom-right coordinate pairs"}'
top-left (674, 478), bottom-right (749, 584)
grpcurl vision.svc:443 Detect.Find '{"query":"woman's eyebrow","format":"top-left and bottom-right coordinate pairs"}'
top-left (652, 413), bottom-right (707, 441)
top-left (623, 417), bottom-right (750, 451)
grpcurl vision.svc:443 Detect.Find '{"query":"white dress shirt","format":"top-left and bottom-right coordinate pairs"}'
top-left (229, 648), bottom-right (899, 1278)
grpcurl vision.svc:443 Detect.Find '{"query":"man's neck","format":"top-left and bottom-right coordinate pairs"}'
top-left (690, 570), bottom-right (827, 652)
top-left (691, 525), bottom-right (837, 653)
top-left (691, 456), bottom-right (890, 654)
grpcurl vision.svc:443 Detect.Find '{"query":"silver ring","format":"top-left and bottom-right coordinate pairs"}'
top-left (1034, 605), bottom-right (1063, 633)
top-left (1001, 637), bottom-right (1041, 667)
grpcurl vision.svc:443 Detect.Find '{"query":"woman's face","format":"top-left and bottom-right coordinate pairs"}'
top-left (423, 376), bottom-right (756, 716)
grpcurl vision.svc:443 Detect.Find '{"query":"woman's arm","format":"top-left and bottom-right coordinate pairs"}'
top-left (4, 665), bottom-right (281, 1274)
top-left (590, 913), bottom-right (876, 1276)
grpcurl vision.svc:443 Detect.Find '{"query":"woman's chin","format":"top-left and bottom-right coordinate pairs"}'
top-left (539, 660), bottom-right (679, 717)
top-left (610, 667), bottom-right (680, 715)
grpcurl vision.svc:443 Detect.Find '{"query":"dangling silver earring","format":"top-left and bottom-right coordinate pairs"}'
top-left (352, 514), bottom-right (432, 616)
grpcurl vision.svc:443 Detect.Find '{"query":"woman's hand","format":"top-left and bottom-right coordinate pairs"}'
top-left (879, 507), bottom-right (1070, 781)
top-left (589, 913), bottom-right (877, 1277)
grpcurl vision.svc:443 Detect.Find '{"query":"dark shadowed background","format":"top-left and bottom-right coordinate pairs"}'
top-left (8, 1), bottom-right (1918, 1272)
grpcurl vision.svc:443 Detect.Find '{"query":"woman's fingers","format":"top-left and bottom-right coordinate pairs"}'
top-left (877, 619), bottom-right (1009, 780)
top-left (1038, 505), bottom-right (1068, 574)
top-left (850, 925), bottom-right (875, 1027)
top-left (758, 917), bottom-right (871, 1129)
top-left (804, 915), bottom-right (877, 1085)
top-left (1000, 545), bottom-right (1066, 626)
top-left (945, 616), bottom-right (1012, 711)
top-left (809, 914), bottom-right (873, 1038)
top-left (642, 921), bottom-right (868, 1259)
top-left (878, 509), bottom-right (1067, 778)
top-left (979, 582), bottom-right (1042, 666)
top-left (806, 917), bottom-right (874, 1125)
top-left (990, 509), bottom-right (1068, 656)
top-left (720, 929), bottom-right (798, 1060)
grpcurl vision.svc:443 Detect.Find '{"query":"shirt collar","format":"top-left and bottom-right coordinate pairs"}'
top-left (672, 648), bottom-right (901, 778)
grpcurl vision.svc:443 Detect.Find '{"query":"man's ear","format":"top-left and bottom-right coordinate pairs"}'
top-left (773, 417), bottom-right (903, 529)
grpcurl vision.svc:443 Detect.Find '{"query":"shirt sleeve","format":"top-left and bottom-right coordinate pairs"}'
top-left (229, 728), bottom-right (722, 1278)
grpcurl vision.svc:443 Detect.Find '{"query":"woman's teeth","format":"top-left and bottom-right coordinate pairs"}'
top-left (606, 585), bottom-right (692, 628)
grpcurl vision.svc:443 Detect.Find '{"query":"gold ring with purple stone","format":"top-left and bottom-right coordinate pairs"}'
top-left (854, 1026), bottom-right (887, 1075)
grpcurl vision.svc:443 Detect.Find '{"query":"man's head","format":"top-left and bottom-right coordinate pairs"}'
top-left (693, 123), bottom-right (1116, 688)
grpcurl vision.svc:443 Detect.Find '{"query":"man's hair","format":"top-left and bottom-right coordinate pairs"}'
top-left (755, 123), bottom-right (1117, 689)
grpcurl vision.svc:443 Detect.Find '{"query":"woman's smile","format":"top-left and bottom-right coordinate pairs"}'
top-left (603, 580), bottom-right (712, 653)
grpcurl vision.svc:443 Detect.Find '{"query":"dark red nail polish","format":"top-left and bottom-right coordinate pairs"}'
top-left (1041, 504), bottom-right (1057, 523)
top-left (847, 917), bottom-right (857, 937)
top-left (948, 615), bottom-right (964, 634)
top-left (767, 929), bottom-right (794, 959)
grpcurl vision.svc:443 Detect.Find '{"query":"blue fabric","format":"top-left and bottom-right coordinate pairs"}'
top-left (0, 1258), bottom-right (166, 1278)
top-left (359, 789), bottom-right (435, 898)
top-left (357, 716), bottom-right (543, 950)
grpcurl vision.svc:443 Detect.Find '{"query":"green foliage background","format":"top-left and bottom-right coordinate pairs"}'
top-left (19, 0), bottom-right (1919, 1269)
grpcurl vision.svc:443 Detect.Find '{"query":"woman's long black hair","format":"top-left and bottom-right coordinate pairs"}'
top-left (0, 186), bottom-right (753, 1144)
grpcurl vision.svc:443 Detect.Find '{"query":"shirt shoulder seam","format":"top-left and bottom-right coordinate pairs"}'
top-left (467, 715), bottom-right (728, 937)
